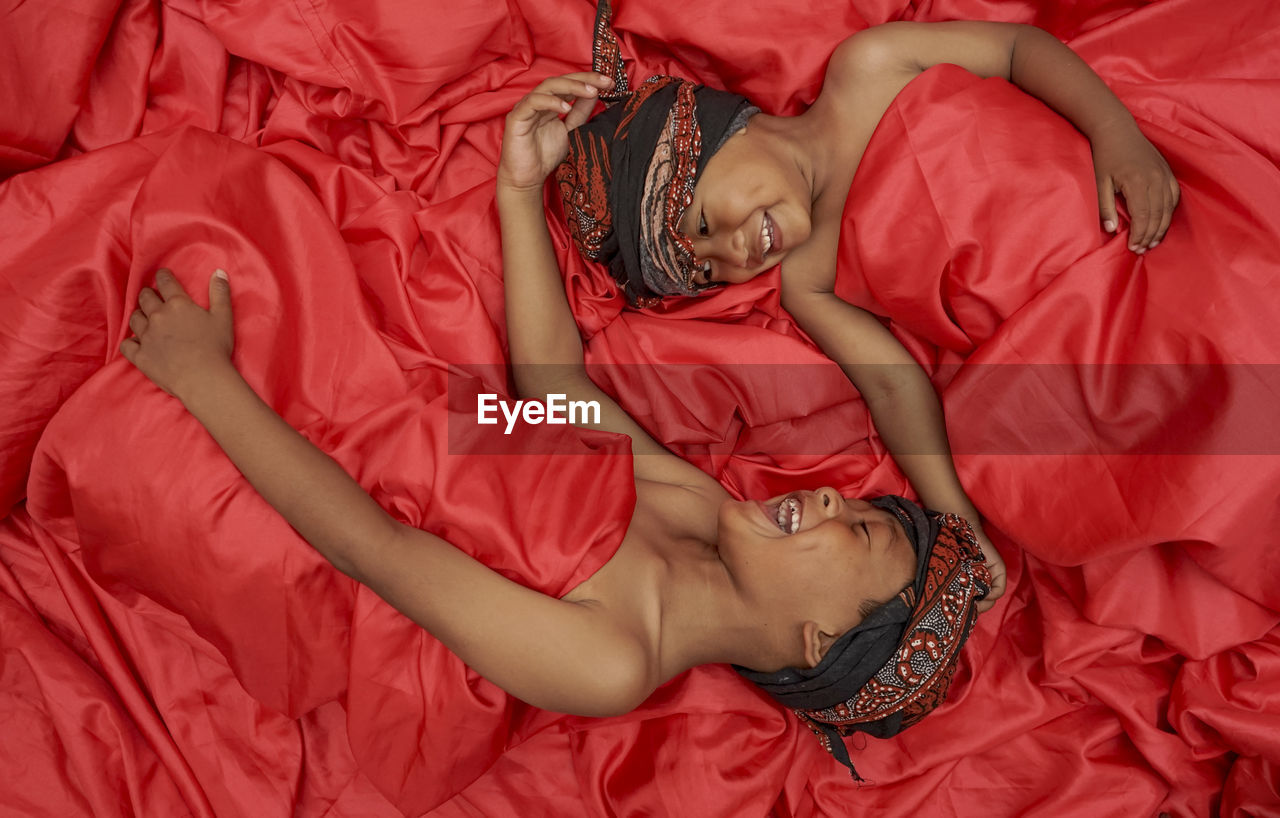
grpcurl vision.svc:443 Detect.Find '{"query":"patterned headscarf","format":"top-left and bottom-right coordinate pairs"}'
top-left (556, 0), bottom-right (758, 306)
top-left (736, 496), bottom-right (992, 780)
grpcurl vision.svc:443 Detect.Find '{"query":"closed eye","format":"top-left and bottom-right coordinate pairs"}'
top-left (698, 210), bottom-right (708, 237)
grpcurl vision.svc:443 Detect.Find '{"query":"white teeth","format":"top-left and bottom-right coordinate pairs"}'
top-left (760, 217), bottom-right (773, 256)
top-left (774, 497), bottom-right (799, 533)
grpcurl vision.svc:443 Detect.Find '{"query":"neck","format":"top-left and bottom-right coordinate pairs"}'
top-left (747, 109), bottom-right (842, 206)
top-left (653, 545), bottom-right (798, 678)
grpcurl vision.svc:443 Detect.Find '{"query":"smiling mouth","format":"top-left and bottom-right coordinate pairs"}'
top-left (771, 495), bottom-right (801, 534)
top-left (760, 213), bottom-right (776, 260)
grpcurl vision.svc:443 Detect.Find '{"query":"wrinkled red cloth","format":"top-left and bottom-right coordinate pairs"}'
top-left (2, 0), bottom-right (1279, 816)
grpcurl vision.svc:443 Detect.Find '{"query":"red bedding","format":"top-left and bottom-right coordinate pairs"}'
top-left (2, 0), bottom-right (1278, 816)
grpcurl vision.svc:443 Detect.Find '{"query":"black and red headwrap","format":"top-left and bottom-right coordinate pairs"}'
top-left (555, 0), bottom-right (758, 306)
top-left (736, 496), bottom-right (992, 780)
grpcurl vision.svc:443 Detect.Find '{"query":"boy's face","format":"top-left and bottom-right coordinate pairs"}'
top-left (677, 125), bottom-right (813, 288)
top-left (716, 489), bottom-right (918, 661)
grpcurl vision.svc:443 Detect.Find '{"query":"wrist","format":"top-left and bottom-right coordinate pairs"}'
top-left (1086, 111), bottom-right (1141, 143)
top-left (496, 178), bottom-right (547, 206)
top-left (176, 359), bottom-right (244, 415)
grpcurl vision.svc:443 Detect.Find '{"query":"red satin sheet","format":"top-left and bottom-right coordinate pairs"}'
top-left (2, 0), bottom-right (1278, 816)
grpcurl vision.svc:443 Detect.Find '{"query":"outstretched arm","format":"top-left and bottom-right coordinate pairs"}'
top-left (828, 20), bottom-right (1179, 252)
top-left (120, 268), bottom-right (652, 716)
top-left (498, 74), bottom-right (728, 501)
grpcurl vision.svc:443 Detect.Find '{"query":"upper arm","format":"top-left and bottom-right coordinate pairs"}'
top-left (780, 275), bottom-right (920, 402)
top-left (517, 367), bottom-right (730, 501)
top-left (829, 21), bottom-right (1026, 88)
top-left (353, 522), bottom-right (653, 717)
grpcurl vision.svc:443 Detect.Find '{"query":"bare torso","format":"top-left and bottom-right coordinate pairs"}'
top-left (561, 477), bottom-right (728, 683)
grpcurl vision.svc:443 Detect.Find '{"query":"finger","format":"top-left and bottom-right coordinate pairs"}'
top-left (119, 337), bottom-right (140, 365)
top-left (1096, 174), bottom-right (1118, 234)
top-left (564, 93), bottom-right (598, 131)
top-left (1152, 179), bottom-right (1180, 249)
top-left (1151, 187), bottom-right (1174, 247)
top-left (1123, 184), bottom-right (1153, 252)
top-left (1141, 184), bottom-right (1163, 249)
top-left (534, 73), bottom-right (614, 98)
top-left (128, 309), bottom-right (148, 337)
top-left (511, 92), bottom-right (573, 126)
top-left (154, 268), bottom-right (188, 301)
top-left (209, 269), bottom-right (232, 325)
top-left (1138, 185), bottom-right (1160, 250)
top-left (138, 287), bottom-right (163, 316)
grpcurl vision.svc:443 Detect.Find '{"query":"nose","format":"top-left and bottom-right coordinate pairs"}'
top-left (692, 230), bottom-right (749, 272)
top-left (814, 487), bottom-right (845, 517)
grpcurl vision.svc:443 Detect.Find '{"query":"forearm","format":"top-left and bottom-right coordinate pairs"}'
top-left (785, 288), bottom-right (982, 522)
top-left (498, 183), bottom-right (586, 391)
top-left (1009, 25), bottom-right (1138, 140)
top-left (863, 372), bottom-right (981, 523)
top-left (179, 364), bottom-right (399, 580)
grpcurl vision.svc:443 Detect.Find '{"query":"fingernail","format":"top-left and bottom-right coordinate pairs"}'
top-left (214, 268), bottom-right (228, 280)
top-left (1104, 220), bottom-right (1116, 232)
top-left (1150, 240), bottom-right (1160, 249)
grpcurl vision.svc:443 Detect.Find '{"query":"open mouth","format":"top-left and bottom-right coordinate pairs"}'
top-left (772, 495), bottom-right (801, 534)
top-left (760, 213), bottom-right (776, 259)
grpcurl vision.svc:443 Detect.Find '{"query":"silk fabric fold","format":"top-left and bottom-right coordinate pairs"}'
top-left (2, 0), bottom-right (1279, 816)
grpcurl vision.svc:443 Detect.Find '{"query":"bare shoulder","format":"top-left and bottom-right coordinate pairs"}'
top-left (825, 22), bottom-right (928, 91)
top-left (826, 20), bottom-right (1025, 91)
top-left (807, 24), bottom-right (931, 186)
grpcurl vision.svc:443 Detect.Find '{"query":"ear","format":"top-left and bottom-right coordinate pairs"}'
top-left (801, 621), bottom-right (840, 668)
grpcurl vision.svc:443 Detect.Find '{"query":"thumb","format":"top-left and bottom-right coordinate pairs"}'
top-left (209, 268), bottom-right (233, 324)
top-left (1097, 175), bottom-right (1118, 233)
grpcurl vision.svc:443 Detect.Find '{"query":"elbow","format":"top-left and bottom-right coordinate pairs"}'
top-left (1007, 23), bottom-right (1053, 80)
top-left (338, 519), bottom-right (409, 588)
top-left (862, 364), bottom-right (935, 410)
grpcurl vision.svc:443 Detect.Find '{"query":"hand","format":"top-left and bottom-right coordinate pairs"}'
top-left (971, 524), bottom-right (1007, 614)
top-left (497, 72), bottom-right (614, 194)
top-left (1091, 120), bottom-right (1180, 253)
top-left (119, 268), bottom-right (235, 401)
